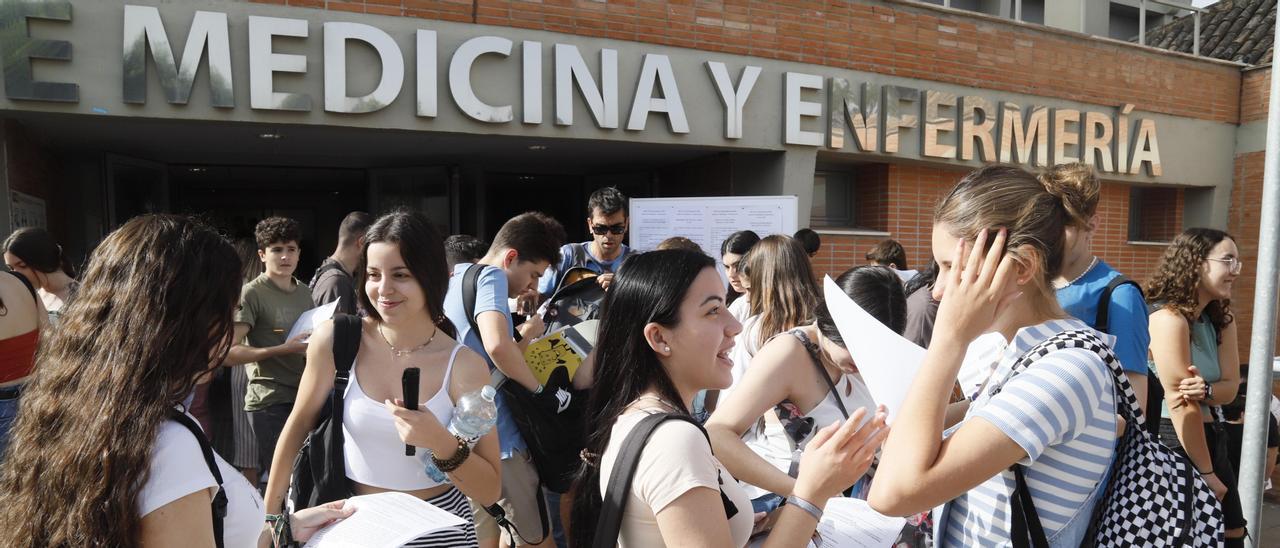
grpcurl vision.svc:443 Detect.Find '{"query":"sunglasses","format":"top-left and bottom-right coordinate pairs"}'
top-left (590, 224), bottom-right (626, 235)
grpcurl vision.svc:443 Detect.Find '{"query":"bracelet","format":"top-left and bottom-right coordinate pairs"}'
top-left (1200, 469), bottom-right (1216, 476)
top-left (431, 435), bottom-right (472, 473)
top-left (785, 495), bottom-right (824, 522)
top-left (265, 513), bottom-right (294, 547)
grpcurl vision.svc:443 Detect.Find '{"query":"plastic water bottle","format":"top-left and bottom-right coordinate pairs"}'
top-left (419, 385), bottom-right (499, 482)
top-left (450, 385), bottom-right (499, 440)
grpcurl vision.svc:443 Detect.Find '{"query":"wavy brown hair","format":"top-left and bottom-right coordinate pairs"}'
top-left (1145, 228), bottom-right (1235, 339)
top-left (742, 235), bottom-right (819, 345)
top-left (0, 215), bottom-right (241, 547)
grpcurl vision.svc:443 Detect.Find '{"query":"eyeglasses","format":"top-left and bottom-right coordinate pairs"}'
top-left (590, 224), bottom-right (626, 235)
top-left (1206, 256), bottom-right (1244, 274)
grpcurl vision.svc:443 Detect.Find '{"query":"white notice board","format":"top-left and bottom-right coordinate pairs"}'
top-left (630, 196), bottom-right (799, 255)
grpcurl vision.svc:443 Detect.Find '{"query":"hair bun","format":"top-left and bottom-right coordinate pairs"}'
top-left (1038, 163), bottom-right (1100, 228)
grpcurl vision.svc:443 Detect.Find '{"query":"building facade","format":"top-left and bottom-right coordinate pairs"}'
top-left (0, 0), bottom-right (1267, 355)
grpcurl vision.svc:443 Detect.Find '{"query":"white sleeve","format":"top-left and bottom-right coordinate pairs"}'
top-left (633, 421), bottom-right (720, 514)
top-left (137, 420), bottom-right (218, 518)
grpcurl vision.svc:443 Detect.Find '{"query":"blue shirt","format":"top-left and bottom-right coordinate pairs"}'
top-left (939, 319), bottom-right (1116, 547)
top-left (444, 263), bottom-right (525, 457)
top-left (538, 242), bottom-right (631, 296)
top-left (1055, 260), bottom-right (1150, 376)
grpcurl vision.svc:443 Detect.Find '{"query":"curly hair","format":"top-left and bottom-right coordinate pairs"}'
top-left (254, 216), bottom-right (301, 250)
top-left (1145, 228), bottom-right (1235, 340)
top-left (0, 215), bottom-right (241, 546)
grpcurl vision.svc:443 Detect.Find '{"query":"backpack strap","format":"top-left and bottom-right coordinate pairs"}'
top-left (308, 259), bottom-right (345, 292)
top-left (167, 410), bottom-right (228, 548)
top-left (593, 413), bottom-right (727, 547)
top-left (329, 314), bottom-right (361, 476)
top-left (6, 270), bottom-right (36, 302)
top-left (461, 264), bottom-right (504, 389)
top-left (1093, 277), bottom-right (1163, 436)
top-left (571, 243), bottom-right (587, 270)
top-left (787, 329), bottom-right (849, 420)
top-left (1010, 465), bottom-right (1051, 548)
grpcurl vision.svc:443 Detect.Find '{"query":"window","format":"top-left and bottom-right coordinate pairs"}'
top-left (811, 171), bottom-right (854, 228)
top-left (1128, 186), bottom-right (1180, 243)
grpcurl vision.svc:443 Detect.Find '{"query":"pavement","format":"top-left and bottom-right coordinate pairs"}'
top-left (1263, 498), bottom-right (1280, 545)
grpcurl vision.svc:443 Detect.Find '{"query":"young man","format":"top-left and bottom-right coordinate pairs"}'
top-left (538, 186), bottom-right (632, 297)
top-left (223, 217), bottom-right (313, 473)
top-left (309, 211), bottom-right (371, 315)
top-left (866, 238), bottom-right (917, 282)
top-left (445, 212), bottom-right (566, 548)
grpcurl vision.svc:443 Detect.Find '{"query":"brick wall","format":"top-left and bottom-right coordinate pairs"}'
top-left (247, 0), bottom-right (1241, 124)
top-left (1231, 151), bottom-right (1266, 364)
top-left (811, 164), bottom-right (1176, 290)
top-left (1242, 68), bottom-right (1269, 124)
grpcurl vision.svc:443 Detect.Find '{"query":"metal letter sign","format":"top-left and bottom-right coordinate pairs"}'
top-left (626, 54), bottom-right (688, 133)
top-left (449, 36), bottom-right (513, 123)
top-left (122, 5), bottom-right (233, 107)
top-left (323, 22), bottom-right (404, 114)
top-left (248, 15), bottom-right (310, 111)
top-left (0, 0), bottom-right (77, 102)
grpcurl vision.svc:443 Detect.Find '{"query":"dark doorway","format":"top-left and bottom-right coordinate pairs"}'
top-left (169, 165), bottom-right (369, 283)
top-left (483, 173), bottom-right (587, 243)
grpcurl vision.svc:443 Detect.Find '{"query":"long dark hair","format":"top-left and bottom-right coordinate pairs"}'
top-left (904, 259), bottom-right (940, 296)
top-left (569, 249), bottom-right (714, 546)
top-left (816, 265), bottom-right (907, 345)
top-left (3, 227), bottom-right (76, 278)
top-left (720, 230), bottom-right (760, 305)
top-left (0, 215), bottom-right (240, 546)
top-left (743, 235), bottom-right (819, 343)
top-left (1145, 227), bottom-right (1235, 339)
top-left (355, 209), bottom-right (457, 338)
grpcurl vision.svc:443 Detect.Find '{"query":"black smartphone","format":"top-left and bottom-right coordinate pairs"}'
top-left (402, 367), bottom-right (420, 456)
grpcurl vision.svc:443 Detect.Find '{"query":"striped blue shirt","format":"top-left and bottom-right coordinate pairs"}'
top-left (940, 319), bottom-right (1117, 547)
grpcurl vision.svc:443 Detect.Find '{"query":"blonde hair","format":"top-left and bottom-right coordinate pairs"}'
top-left (1037, 162), bottom-right (1101, 229)
top-left (742, 235), bottom-right (818, 344)
top-left (934, 164), bottom-right (1090, 317)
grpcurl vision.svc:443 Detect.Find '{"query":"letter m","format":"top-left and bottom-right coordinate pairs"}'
top-left (123, 6), bottom-right (233, 107)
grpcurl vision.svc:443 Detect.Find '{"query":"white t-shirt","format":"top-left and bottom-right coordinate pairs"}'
top-left (139, 414), bottom-right (264, 547)
top-left (600, 411), bottom-right (753, 547)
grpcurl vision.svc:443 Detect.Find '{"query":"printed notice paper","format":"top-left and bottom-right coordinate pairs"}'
top-left (823, 277), bottom-right (1006, 421)
top-left (286, 299), bottom-right (340, 344)
top-left (824, 277), bottom-right (925, 422)
top-left (302, 492), bottom-right (466, 548)
top-left (807, 498), bottom-right (907, 548)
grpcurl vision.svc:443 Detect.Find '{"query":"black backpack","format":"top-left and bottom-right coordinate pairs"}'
top-left (288, 314), bottom-right (361, 510)
top-left (462, 265), bottom-right (586, 494)
top-left (168, 410), bottom-right (229, 548)
top-left (1093, 275), bottom-right (1162, 436)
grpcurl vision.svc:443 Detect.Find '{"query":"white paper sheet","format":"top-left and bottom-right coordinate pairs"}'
top-left (286, 299), bottom-right (340, 343)
top-left (823, 277), bottom-right (926, 422)
top-left (302, 492), bottom-right (467, 548)
top-left (807, 498), bottom-right (908, 548)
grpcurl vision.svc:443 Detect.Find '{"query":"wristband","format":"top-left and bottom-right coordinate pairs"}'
top-left (1200, 469), bottom-right (1216, 476)
top-left (785, 495), bottom-right (824, 522)
top-left (431, 435), bottom-right (472, 473)
top-left (1206, 383), bottom-right (1214, 401)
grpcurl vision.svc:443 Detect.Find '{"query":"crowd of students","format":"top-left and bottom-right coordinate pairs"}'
top-left (0, 162), bottom-right (1264, 547)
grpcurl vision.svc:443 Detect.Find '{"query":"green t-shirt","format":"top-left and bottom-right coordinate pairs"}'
top-left (236, 273), bottom-right (314, 412)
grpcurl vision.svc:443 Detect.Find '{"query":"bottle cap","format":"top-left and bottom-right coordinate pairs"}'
top-left (481, 385), bottom-right (497, 400)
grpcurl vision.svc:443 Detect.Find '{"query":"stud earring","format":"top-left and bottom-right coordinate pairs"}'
top-left (663, 346), bottom-right (671, 353)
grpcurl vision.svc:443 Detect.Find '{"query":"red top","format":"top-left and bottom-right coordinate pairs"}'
top-left (0, 329), bottom-right (39, 384)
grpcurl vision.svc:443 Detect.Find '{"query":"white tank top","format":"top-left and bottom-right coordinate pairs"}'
top-left (343, 345), bottom-right (463, 490)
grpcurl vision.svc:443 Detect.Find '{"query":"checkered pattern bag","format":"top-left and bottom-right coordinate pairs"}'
top-left (1006, 329), bottom-right (1223, 547)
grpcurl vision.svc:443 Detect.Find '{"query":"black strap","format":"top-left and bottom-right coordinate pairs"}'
top-left (6, 271), bottom-right (36, 302)
top-left (308, 259), bottom-right (345, 292)
top-left (1009, 465), bottom-right (1051, 548)
top-left (593, 413), bottom-right (725, 547)
top-left (571, 243), bottom-right (587, 270)
top-left (1094, 276), bottom-right (1162, 436)
top-left (329, 314), bottom-right (361, 478)
top-left (788, 329), bottom-right (849, 420)
top-left (462, 264), bottom-right (486, 346)
top-left (168, 410), bottom-right (228, 548)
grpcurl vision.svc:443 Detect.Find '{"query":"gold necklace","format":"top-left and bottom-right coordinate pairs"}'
top-left (377, 324), bottom-right (437, 358)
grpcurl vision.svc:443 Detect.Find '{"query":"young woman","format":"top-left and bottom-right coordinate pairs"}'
top-left (1146, 227), bottom-right (1245, 545)
top-left (869, 165), bottom-right (1119, 547)
top-left (0, 215), bottom-right (349, 547)
top-left (0, 263), bottom-right (45, 460)
top-left (263, 210), bottom-right (501, 547)
top-left (720, 230), bottom-right (760, 318)
top-left (724, 235), bottom-right (819, 398)
top-left (707, 265), bottom-right (905, 514)
top-left (1046, 163), bottom-right (1152, 414)
top-left (569, 249), bottom-right (888, 547)
top-left (3, 227), bottom-right (78, 325)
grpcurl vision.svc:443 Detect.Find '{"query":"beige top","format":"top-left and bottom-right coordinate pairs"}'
top-left (599, 410), bottom-right (754, 548)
